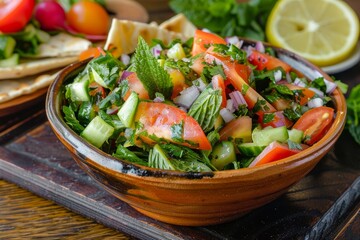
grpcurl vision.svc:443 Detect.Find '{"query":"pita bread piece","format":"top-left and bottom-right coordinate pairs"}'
top-left (0, 70), bottom-right (60, 103)
top-left (37, 32), bottom-right (92, 58)
top-left (0, 56), bottom-right (77, 80)
top-left (159, 13), bottom-right (196, 38)
top-left (0, 33), bottom-right (91, 79)
top-left (104, 19), bottom-right (188, 57)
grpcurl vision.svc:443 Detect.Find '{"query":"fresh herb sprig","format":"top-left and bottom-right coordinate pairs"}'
top-left (346, 84), bottom-right (360, 144)
top-left (169, 0), bottom-right (277, 41)
top-left (133, 37), bottom-right (173, 99)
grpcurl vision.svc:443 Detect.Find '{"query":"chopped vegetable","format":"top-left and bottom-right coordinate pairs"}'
top-left (62, 32), bottom-right (339, 172)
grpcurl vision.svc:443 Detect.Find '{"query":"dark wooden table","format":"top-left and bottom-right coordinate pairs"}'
top-left (1, 1), bottom-right (359, 239)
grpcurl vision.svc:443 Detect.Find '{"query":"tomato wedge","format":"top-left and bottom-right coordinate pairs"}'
top-left (211, 74), bottom-right (227, 108)
top-left (292, 106), bottom-right (334, 145)
top-left (192, 29), bottom-right (226, 56)
top-left (248, 50), bottom-right (291, 73)
top-left (79, 47), bottom-right (106, 61)
top-left (219, 116), bottom-right (252, 142)
top-left (204, 48), bottom-right (276, 112)
top-left (134, 102), bottom-right (211, 150)
top-left (257, 111), bottom-right (292, 128)
top-left (0, 0), bottom-right (35, 33)
top-left (123, 72), bottom-right (150, 100)
top-left (249, 141), bottom-right (304, 167)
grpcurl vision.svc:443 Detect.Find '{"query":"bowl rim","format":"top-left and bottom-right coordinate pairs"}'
top-left (45, 38), bottom-right (347, 180)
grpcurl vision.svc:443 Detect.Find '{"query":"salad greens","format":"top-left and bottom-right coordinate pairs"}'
top-left (62, 32), bottom-right (339, 172)
top-left (346, 84), bottom-right (360, 144)
top-left (169, 0), bottom-right (277, 41)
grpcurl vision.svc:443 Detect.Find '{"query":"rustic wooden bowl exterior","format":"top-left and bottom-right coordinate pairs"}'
top-left (46, 40), bottom-right (346, 226)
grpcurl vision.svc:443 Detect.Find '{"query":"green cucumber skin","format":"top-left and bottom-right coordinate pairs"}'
top-left (117, 91), bottom-right (139, 128)
top-left (238, 143), bottom-right (266, 157)
top-left (252, 126), bottom-right (289, 146)
top-left (210, 141), bottom-right (236, 170)
top-left (288, 129), bottom-right (304, 143)
top-left (81, 116), bottom-right (114, 148)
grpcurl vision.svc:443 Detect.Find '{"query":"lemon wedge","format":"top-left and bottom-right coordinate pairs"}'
top-left (266, 0), bottom-right (360, 66)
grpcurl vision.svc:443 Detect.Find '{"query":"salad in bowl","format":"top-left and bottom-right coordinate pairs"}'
top-left (46, 21), bottom-right (346, 225)
top-left (61, 29), bottom-right (339, 172)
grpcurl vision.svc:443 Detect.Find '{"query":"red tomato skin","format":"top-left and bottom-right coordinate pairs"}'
top-left (292, 106), bottom-right (334, 145)
top-left (79, 47), bottom-right (106, 61)
top-left (67, 1), bottom-right (109, 35)
top-left (211, 74), bottom-right (227, 108)
top-left (219, 116), bottom-right (252, 142)
top-left (249, 141), bottom-right (305, 167)
top-left (123, 72), bottom-right (150, 100)
top-left (248, 50), bottom-right (291, 72)
top-left (134, 102), bottom-right (211, 150)
top-left (0, 0), bottom-right (35, 33)
top-left (284, 83), bottom-right (316, 106)
top-left (257, 111), bottom-right (293, 128)
top-left (192, 30), bottom-right (226, 56)
top-left (204, 49), bottom-right (276, 112)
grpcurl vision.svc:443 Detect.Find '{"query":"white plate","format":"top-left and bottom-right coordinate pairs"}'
top-left (322, 43), bottom-right (360, 74)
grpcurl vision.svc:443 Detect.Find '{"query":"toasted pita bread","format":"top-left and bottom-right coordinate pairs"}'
top-left (37, 32), bottom-right (92, 58)
top-left (159, 14), bottom-right (196, 38)
top-left (0, 33), bottom-right (91, 79)
top-left (104, 19), bottom-right (188, 57)
top-left (0, 70), bottom-right (60, 103)
top-left (0, 56), bottom-right (77, 80)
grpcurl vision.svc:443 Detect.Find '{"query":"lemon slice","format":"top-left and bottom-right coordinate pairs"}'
top-left (266, 0), bottom-right (360, 66)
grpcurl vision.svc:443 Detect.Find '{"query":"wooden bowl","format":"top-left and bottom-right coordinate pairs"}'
top-left (45, 39), bottom-right (346, 226)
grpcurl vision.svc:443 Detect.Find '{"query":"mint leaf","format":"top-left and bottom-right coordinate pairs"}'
top-left (62, 106), bottom-right (84, 134)
top-left (133, 37), bottom-right (173, 99)
top-left (188, 88), bottom-right (222, 133)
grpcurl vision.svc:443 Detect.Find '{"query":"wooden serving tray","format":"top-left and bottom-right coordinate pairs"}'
top-left (0, 108), bottom-right (359, 239)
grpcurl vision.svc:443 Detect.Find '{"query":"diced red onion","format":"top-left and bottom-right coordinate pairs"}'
top-left (324, 79), bottom-right (337, 94)
top-left (229, 90), bottom-right (247, 108)
top-left (182, 57), bottom-right (190, 62)
top-left (153, 96), bottom-right (165, 103)
top-left (106, 106), bottom-right (119, 115)
top-left (307, 98), bottom-right (324, 108)
top-left (308, 87), bottom-right (324, 98)
top-left (293, 77), bottom-right (307, 87)
top-left (226, 99), bottom-right (235, 113)
top-left (151, 44), bottom-right (162, 58)
top-left (173, 86), bottom-right (200, 109)
top-left (286, 72), bottom-right (292, 83)
top-left (244, 46), bottom-right (254, 58)
top-left (274, 70), bottom-right (283, 82)
top-left (193, 78), bottom-right (207, 92)
top-left (202, 28), bottom-right (211, 33)
top-left (121, 54), bottom-right (130, 65)
top-left (225, 36), bottom-right (240, 45)
top-left (220, 108), bottom-right (235, 123)
top-left (255, 41), bottom-right (265, 53)
top-left (120, 71), bottom-right (133, 81)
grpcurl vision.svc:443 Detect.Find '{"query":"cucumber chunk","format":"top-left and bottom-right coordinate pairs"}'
top-left (67, 77), bottom-right (90, 102)
top-left (0, 53), bottom-right (19, 67)
top-left (0, 35), bottom-right (16, 59)
top-left (167, 43), bottom-right (186, 60)
top-left (288, 129), bottom-right (304, 143)
top-left (252, 126), bottom-right (289, 146)
top-left (117, 91), bottom-right (139, 127)
top-left (81, 116), bottom-right (114, 148)
top-left (210, 141), bottom-right (236, 170)
top-left (238, 142), bottom-right (266, 157)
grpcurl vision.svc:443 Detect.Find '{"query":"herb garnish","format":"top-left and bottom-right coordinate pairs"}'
top-left (133, 37), bottom-right (173, 99)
